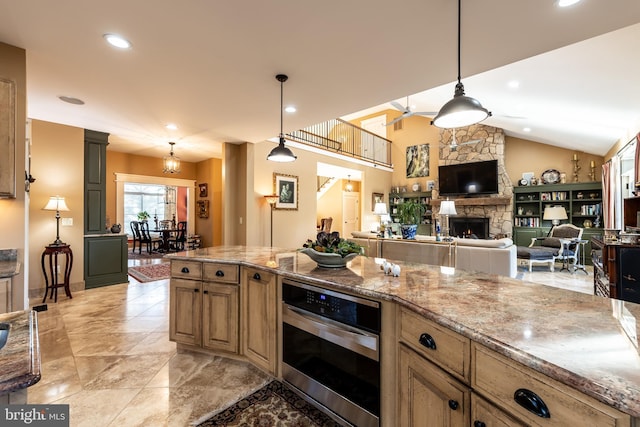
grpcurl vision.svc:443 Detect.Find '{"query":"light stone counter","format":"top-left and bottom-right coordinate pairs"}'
top-left (0, 310), bottom-right (41, 395)
top-left (167, 245), bottom-right (640, 418)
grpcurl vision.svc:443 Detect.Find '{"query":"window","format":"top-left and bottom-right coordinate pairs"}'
top-left (124, 183), bottom-right (176, 235)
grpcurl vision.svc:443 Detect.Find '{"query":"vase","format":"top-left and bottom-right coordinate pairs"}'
top-left (400, 224), bottom-right (418, 240)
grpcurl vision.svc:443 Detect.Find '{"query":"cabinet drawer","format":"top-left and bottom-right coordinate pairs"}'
top-left (399, 307), bottom-right (470, 383)
top-left (471, 343), bottom-right (630, 426)
top-left (203, 263), bottom-right (239, 284)
top-left (171, 260), bottom-right (202, 280)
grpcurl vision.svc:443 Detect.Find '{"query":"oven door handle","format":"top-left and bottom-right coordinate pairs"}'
top-left (282, 303), bottom-right (379, 361)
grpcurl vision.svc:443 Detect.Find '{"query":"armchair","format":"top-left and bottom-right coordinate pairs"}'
top-left (522, 224), bottom-right (584, 272)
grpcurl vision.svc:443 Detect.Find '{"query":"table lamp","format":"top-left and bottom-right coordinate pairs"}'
top-left (543, 205), bottom-right (567, 226)
top-left (438, 200), bottom-right (457, 241)
top-left (374, 202), bottom-right (388, 236)
top-left (43, 196), bottom-right (70, 246)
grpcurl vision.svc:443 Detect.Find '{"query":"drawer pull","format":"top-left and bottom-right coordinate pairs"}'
top-left (203, 290), bottom-right (208, 294)
top-left (181, 267), bottom-right (190, 273)
top-left (419, 333), bottom-right (437, 350)
top-left (473, 422), bottom-right (486, 427)
top-left (448, 400), bottom-right (459, 410)
top-left (253, 272), bottom-right (261, 280)
top-left (514, 388), bottom-right (550, 418)
top-left (194, 288), bottom-right (199, 293)
top-left (216, 270), bottom-right (225, 277)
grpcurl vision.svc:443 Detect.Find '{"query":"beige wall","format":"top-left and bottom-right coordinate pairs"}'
top-left (195, 158), bottom-right (223, 247)
top-left (0, 42), bottom-right (27, 309)
top-left (29, 120), bottom-right (85, 298)
top-left (505, 136), bottom-right (604, 184)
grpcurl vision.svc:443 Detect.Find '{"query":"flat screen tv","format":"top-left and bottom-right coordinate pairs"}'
top-left (438, 160), bottom-right (499, 197)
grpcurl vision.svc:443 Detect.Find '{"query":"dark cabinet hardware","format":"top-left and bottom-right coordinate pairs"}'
top-left (473, 421), bottom-right (486, 427)
top-left (181, 267), bottom-right (189, 273)
top-left (514, 388), bottom-right (550, 418)
top-left (419, 333), bottom-right (437, 350)
top-left (215, 270), bottom-right (225, 277)
top-left (253, 272), bottom-right (261, 280)
top-left (194, 288), bottom-right (199, 293)
top-left (448, 399), bottom-right (459, 410)
top-left (203, 290), bottom-right (208, 294)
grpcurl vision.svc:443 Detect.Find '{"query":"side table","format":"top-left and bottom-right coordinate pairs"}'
top-left (42, 244), bottom-right (73, 303)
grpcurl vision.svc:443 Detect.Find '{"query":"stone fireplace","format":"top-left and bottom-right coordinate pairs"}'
top-left (449, 217), bottom-right (489, 239)
top-left (435, 125), bottom-right (513, 238)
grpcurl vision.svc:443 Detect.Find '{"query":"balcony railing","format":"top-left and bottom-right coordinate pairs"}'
top-left (286, 118), bottom-right (392, 168)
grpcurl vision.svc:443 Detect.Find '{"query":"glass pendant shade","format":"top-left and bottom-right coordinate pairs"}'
top-left (163, 142), bottom-right (181, 174)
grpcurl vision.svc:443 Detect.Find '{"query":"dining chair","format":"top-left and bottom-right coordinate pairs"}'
top-left (140, 221), bottom-right (162, 253)
top-left (170, 221), bottom-right (188, 251)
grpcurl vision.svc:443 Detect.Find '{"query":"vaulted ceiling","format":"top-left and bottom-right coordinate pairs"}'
top-left (1, 1), bottom-right (639, 162)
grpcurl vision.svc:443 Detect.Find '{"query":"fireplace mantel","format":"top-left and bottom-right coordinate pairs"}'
top-left (432, 197), bottom-right (511, 207)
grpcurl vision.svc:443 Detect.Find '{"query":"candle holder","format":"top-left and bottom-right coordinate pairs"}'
top-left (572, 157), bottom-right (581, 183)
top-left (589, 165), bottom-right (596, 181)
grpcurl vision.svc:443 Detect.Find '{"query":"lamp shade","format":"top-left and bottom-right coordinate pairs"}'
top-left (373, 202), bottom-right (388, 215)
top-left (264, 194), bottom-right (279, 205)
top-left (543, 205), bottom-right (568, 221)
top-left (438, 200), bottom-right (457, 216)
top-left (43, 196), bottom-right (70, 211)
top-left (267, 137), bottom-right (297, 162)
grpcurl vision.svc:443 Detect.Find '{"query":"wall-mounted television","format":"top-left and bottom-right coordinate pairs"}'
top-left (438, 160), bottom-right (499, 197)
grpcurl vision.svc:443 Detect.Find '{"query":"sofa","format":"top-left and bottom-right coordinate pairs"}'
top-left (350, 231), bottom-right (518, 278)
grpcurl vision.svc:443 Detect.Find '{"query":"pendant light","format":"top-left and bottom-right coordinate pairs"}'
top-left (432, 0), bottom-right (491, 129)
top-left (267, 74), bottom-right (297, 162)
top-left (163, 142), bottom-right (181, 174)
top-left (345, 175), bottom-right (353, 192)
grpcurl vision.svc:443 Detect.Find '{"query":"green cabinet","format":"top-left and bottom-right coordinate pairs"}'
top-left (389, 191), bottom-right (433, 235)
top-left (513, 182), bottom-right (603, 265)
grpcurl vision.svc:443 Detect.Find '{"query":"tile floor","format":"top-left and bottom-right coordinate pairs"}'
top-left (27, 257), bottom-right (593, 426)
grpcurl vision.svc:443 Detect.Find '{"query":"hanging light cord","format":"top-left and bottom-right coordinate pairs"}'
top-left (457, 0), bottom-right (461, 85)
top-left (279, 77), bottom-right (284, 138)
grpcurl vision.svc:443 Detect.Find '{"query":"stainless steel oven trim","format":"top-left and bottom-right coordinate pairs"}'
top-left (282, 279), bottom-right (380, 309)
top-left (282, 302), bottom-right (379, 361)
top-left (283, 362), bottom-right (379, 427)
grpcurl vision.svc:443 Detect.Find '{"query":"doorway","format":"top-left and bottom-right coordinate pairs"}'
top-left (342, 192), bottom-right (359, 237)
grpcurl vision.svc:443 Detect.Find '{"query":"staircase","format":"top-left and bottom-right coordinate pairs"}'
top-left (286, 118), bottom-right (392, 169)
top-left (317, 176), bottom-right (337, 199)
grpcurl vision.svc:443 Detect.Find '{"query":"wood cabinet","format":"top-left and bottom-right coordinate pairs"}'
top-left (471, 394), bottom-right (526, 427)
top-left (169, 260), bottom-right (240, 354)
top-left (591, 237), bottom-right (640, 302)
top-left (471, 342), bottom-right (630, 426)
top-left (513, 182), bottom-right (602, 264)
top-left (241, 267), bottom-right (277, 375)
top-left (398, 307), bottom-right (471, 426)
top-left (389, 191), bottom-right (433, 235)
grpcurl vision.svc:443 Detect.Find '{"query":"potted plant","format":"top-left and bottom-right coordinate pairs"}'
top-left (137, 211), bottom-right (150, 222)
top-left (396, 200), bottom-right (426, 240)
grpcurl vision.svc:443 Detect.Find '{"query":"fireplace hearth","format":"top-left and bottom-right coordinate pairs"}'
top-left (449, 217), bottom-right (489, 239)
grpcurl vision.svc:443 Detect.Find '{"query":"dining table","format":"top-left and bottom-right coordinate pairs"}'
top-left (152, 228), bottom-right (177, 252)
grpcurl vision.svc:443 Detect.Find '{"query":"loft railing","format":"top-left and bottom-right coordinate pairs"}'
top-left (286, 118), bottom-right (392, 168)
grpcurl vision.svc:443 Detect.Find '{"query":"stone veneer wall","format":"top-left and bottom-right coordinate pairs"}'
top-left (436, 124), bottom-right (513, 238)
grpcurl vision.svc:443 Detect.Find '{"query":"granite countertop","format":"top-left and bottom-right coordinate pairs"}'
top-left (0, 248), bottom-right (20, 278)
top-left (0, 310), bottom-right (41, 393)
top-left (168, 246), bottom-right (640, 418)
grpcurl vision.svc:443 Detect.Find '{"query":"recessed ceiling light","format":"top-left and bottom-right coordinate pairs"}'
top-left (557, 0), bottom-right (581, 7)
top-left (285, 106), bottom-right (296, 113)
top-left (103, 33), bottom-right (132, 49)
top-left (507, 80), bottom-right (520, 89)
top-left (523, 127), bottom-right (532, 132)
top-left (58, 96), bottom-right (85, 105)
top-left (166, 123), bottom-right (178, 130)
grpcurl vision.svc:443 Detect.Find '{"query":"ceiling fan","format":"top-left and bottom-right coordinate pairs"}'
top-left (443, 128), bottom-right (482, 151)
top-left (385, 96), bottom-right (437, 126)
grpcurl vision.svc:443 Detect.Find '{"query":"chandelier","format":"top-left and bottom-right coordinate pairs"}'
top-left (163, 142), bottom-right (181, 174)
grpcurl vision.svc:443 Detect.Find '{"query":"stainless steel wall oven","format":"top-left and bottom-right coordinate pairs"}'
top-left (282, 279), bottom-right (381, 427)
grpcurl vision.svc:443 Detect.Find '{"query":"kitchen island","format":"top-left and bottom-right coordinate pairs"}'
top-left (168, 246), bottom-right (640, 425)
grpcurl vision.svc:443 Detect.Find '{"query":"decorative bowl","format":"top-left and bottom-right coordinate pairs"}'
top-left (300, 248), bottom-right (359, 268)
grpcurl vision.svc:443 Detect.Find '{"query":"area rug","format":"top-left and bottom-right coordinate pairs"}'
top-left (128, 263), bottom-right (170, 282)
top-left (128, 250), bottom-right (167, 260)
top-left (197, 381), bottom-right (343, 427)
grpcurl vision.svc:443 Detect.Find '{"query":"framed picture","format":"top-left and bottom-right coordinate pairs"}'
top-left (276, 252), bottom-right (297, 272)
top-left (198, 183), bottom-right (208, 198)
top-left (197, 200), bottom-right (209, 218)
top-left (274, 173), bottom-right (298, 210)
top-left (406, 143), bottom-right (430, 178)
top-left (372, 192), bottom-right (383, 210)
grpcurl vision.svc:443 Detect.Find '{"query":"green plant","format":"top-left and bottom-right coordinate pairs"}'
top-left (302, 231), bottom-right (363, 258)
top-left (396, 200), bottom-right (426, 225)
top-left (137, 211), bottom-right (150, 221)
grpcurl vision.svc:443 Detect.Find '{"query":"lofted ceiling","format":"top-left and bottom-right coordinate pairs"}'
top-left (1, 1), bottom-right (639, 163)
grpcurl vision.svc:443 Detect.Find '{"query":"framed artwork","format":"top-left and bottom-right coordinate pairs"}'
top-left (274, 173), bottom-right (298, 210)
top-left (406, 143), bottom-right (430, 178)
top-left (275, 252), bottom-right (297, 272)
top-left (198, 183), bottom-right (208, 198)
top-left (197, 200), bottom-right (209, 218)
top-left (372, 192), bottom-right (383, 210)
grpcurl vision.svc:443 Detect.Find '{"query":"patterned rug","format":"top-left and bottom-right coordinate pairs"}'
top-left (128, 263), bottom-right (170, 282)
top-left (128, 250), bottom-right (167, 260)
top-left (197, 381), bottom-right (344, 427)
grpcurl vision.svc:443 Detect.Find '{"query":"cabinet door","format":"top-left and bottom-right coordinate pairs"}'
top-left (398, 344), bottom-right (470, 427)
top-left (471, 393), bottom-right (526, 427)
top-left (242, 268), bottom-right (277, 374)
top-left (202, 282), bottom-right (239, 353)
top-left (513, 227), bottom-right (544, 247)
top-left (169, 279), bottom-right (202, 346)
